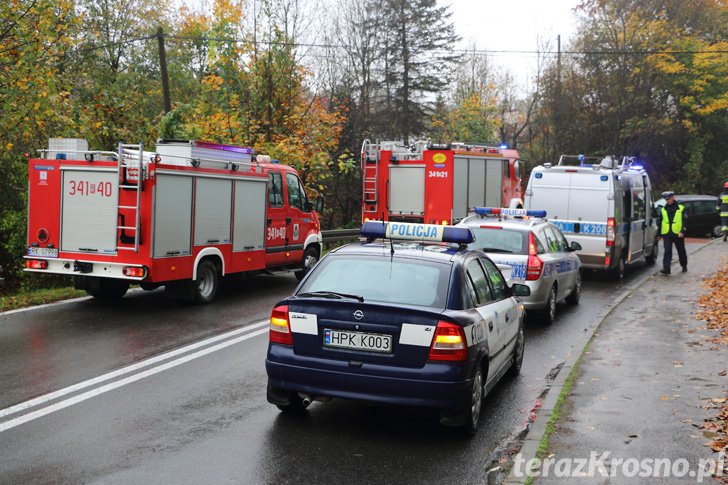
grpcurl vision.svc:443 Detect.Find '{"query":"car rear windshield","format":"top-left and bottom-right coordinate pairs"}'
top-left (297, 254), bottom-right (451, 308)
top-left (468, 228), bottom-right (528, 255)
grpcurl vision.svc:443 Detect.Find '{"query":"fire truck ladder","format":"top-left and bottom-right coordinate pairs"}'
top-left (361, 139), bottom-right (380, 213)
top-left (117, 142), bottom-right (144, 252)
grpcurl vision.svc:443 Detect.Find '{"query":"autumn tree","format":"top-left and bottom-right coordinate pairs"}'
top-left (379, 0), bottom-right (460, 141)
top-left (523, 0), bottom-right (728, 192)
top-left (0, 0), bottom-right (78, 289)
top-left (73, 0), bottom-right (173, 149)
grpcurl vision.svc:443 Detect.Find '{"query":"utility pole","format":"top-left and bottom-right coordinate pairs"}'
top-left (555, 34), bottom-right (562, 154)
top-left (157, 27), bottom-right (172, 113)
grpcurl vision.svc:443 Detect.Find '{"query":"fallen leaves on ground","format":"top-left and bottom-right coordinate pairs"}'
top-left (696, 257), bottom-right (728, 345)
top-left (696, 257), bottom-right (728, 482)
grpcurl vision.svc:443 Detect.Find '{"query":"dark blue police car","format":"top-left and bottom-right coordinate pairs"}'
top-left (265, 221), bottom-right (530, 434)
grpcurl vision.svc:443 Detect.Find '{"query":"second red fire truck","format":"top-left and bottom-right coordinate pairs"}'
top-left (24, 139), bottom-right (323, 303)
top-left (361, 140), bottom-right (524, 225)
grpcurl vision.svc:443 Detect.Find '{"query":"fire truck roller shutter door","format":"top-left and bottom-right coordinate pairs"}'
top-left (468, 158), bottom-right (486, 210)
top-left (60, 168), bottom-right (118, 254)
top-left (453, 156), bottom-right (468, 220)
top-left (486, 160), bottom-right (503, 207)
top-left (194, 177), bottom-right (232, 246)
top-left (389, 165), bottom-right (425, 215)
top-left (233, 178), bottom-right (267, 252)
top-left (153, 174), bottom-right (193, 258)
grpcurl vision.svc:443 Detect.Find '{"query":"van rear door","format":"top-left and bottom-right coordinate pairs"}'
top-left (561, 172), bottom-right (611, 265)
top-left (526, 169), bottom-right (572, 219)
top-left (627, 177), bottom-right (646, 262)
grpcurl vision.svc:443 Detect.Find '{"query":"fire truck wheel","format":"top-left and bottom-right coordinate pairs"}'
top-left (295, 246), bottom-right (319, 281)
top-left (192, 259), bottom-right (219, 304)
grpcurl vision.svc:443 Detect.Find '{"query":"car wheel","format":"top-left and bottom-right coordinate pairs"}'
top-left (509, 324), bottom-right (525, 378)
top-left (541, 285), bottom-right (557, 325)
top-left (565, 270), bottom-right (581, 305)
top-left (192, 259), bottom-right (219, 304)
top-left (459, 366), bottom-right (484, 436)
top-left (462, 366), bottom-right (483, 436)
top-left (295, 246), bottom-right (319, 282)
top-left (713, 225), bottom-right (723, 238)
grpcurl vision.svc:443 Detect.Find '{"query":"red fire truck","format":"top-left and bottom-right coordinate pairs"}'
top-left (361, 140), bottom-right (523, 225)
top-left (24, 138), bottom-right (323, 303)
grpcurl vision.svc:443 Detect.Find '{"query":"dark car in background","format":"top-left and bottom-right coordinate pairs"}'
top-left (654, 195), bottom-right (721, 237)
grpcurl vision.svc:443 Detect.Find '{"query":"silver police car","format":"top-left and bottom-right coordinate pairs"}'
top-left (457, 208), bottom-right (582, 324)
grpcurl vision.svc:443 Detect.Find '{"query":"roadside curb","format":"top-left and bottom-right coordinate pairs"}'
top-left (0, 287), bottom-right (148, 318)
top-left (503, 239), bottom-right (718, 484)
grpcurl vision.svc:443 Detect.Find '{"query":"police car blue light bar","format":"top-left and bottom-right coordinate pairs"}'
top-left (361, 221), bottom-right (474, 244)
top-left (474, 207), bottom-right (547, 218)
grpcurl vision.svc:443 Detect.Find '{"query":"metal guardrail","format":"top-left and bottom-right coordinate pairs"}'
top-left (321, 228), bottom-right (361, 245)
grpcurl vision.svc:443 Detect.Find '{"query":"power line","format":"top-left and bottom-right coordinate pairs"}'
top-left (165, 35), bottom-right (728, 56)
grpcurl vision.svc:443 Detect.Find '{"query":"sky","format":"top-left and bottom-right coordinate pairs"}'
top-left (179, 0), bottom-right (583, 91)
top-left (445, 0), bottom-right (582, 90)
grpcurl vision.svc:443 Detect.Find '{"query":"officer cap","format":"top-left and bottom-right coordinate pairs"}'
top-left (661, 191), bottom-right (675, 199)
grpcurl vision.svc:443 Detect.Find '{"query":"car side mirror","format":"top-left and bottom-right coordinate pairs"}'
top-left (304, 201), bottom-right (313, 212)
top-left (315, 196), bottom-right (324, 213)
top-left (569, 241), bottom-right (582, 252)
top-left (511, 283), bottom-right (531, 297)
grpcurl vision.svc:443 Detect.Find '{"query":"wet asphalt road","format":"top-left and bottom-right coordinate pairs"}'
top-left (0, 253), bottom-right (695, 484)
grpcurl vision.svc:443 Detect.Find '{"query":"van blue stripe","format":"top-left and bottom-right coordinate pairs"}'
top-left (550, 220), bottom-right (629, 236)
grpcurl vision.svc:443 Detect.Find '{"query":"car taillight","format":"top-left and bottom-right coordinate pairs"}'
top-left (526, 232), bottom-right (543, 281)
top-left (122, 266), bottom-right (146, 278)
top-left (25, 259), bottom-right (48, 270)
top-left (606, 217), bottom-right (615, 247)
top-left (428, 321), bottom-right (468, 362)
top-left (269, 305), bottom-right (293, 345)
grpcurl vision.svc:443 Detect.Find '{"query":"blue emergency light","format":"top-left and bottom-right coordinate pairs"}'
top-left (474, 207), bottom-right (547, 218)
top-left (360, 221), bottom-right (474, 244)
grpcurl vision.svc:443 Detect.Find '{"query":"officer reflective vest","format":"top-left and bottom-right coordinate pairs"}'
top-left (660, 205), bottom-right (685, 235)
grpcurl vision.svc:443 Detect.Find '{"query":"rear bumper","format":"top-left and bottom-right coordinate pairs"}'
top-left (23, 257), bottom-right (146, 280)
top-left (266, 344), bottom-right (472, 410)
top-left (577, 249), bottom-right (615, 270)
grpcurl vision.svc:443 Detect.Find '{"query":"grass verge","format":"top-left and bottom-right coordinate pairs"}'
top-left (523, 340), bottom-right (592, 485)
top-left (0, 287), bottom-right (86, 312)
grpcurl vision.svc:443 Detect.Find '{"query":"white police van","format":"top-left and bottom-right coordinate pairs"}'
top-left (524, 155), bottom-right (659, 278)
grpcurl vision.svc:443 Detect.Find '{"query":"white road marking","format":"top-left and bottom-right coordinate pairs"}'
top-left (0, 326), bottom-right (269, 433)
top-left (0, 287), bottom-right (149, 318)
top-left (0, 325), bottom-right (269, 433)
top-left (0, 296), bottom-right (93, 317)
top-left (0, 320), bottom-right (268, 421)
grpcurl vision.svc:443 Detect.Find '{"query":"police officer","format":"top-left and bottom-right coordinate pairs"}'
top-left (720, 181), bottom-right (728, 242)
top-left (659, 191), bottom-right (687, 274)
